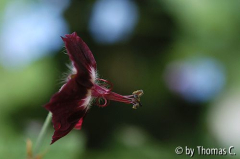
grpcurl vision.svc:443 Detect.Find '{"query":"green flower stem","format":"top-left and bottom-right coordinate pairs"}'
top-left (34, 112), bottom-right (52, 155)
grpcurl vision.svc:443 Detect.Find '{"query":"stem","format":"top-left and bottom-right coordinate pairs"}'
top-left (34, 112), bottom-right (52, 155)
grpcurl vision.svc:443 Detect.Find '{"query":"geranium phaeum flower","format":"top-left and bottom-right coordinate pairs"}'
top-left (44, 32), bottom-right (143, 144)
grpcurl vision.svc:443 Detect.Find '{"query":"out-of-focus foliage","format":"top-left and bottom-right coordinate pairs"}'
top-left (1, 0), bottom-right (240, 158)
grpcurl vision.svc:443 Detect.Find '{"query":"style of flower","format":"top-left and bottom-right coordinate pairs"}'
top-left (44, 32), bottom-right (143, 144)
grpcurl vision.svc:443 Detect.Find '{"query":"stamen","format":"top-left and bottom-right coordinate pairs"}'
top-left (92, 83), bottom-right (143, 109)
top-left (133, 90), bottom-right (144, 97)
top-left (131, 90), bottom-right (144, 109)
top-left (96, 96), bottom-right (108, 107)
top-left (96, 78), bottom-right (113, 90)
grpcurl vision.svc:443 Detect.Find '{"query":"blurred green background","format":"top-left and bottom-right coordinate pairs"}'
top-left (1, 0), bottom-right (240, 158)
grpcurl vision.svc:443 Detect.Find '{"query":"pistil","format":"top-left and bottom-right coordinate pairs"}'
top-left (92, 81), bottom-right (143, 109)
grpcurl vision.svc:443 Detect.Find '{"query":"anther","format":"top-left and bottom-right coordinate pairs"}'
top-left (132, 90), bottom-right (144, 109)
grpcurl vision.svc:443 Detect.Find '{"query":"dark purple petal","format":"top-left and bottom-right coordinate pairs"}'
top-left (45, 79), bottom-right (89, 144)
top-left (62, 32), bottom-right (96, 88)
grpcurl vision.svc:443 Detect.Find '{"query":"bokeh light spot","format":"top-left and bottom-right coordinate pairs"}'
top-left (89, 0), bottom-right (139, 44)
top-left (165, 57), bottom-right (226, 103)
top-left (0, 0), bottom-right (70, 69)
top-left (208, 91), bottom-right (240, 147)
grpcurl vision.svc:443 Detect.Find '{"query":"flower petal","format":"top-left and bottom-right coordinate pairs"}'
top-left (62, 32), bottom-right (96, 88)
top-left (74, 117), bottom-right (84, 130)
top-left (45, 32), bottom-right (97, 144)
top-left (45, 79), bottom-right (89, 144)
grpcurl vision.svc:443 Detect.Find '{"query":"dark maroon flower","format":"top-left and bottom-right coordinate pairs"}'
top-left (44, 32), bottom-right (143, 144)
